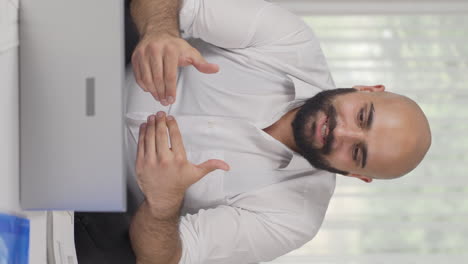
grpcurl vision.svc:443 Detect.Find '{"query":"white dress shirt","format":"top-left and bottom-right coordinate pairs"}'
top-left (125, 0), bottom-right (337, 263)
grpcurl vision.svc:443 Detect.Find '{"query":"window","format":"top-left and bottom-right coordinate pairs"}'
top-left (270, 15), bottom-right (468, 263)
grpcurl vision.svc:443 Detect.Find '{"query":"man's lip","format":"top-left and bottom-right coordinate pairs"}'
top-left (315, 113), bottom-right (328, 147)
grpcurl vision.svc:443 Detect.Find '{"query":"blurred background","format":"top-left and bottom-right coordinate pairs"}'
top-left (265, 0), bottom-right (468, 263)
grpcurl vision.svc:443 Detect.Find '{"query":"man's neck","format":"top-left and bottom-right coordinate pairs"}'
top-left (262, 108), bottom-right (301, 153)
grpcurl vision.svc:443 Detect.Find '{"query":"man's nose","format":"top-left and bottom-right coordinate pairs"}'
top-left (333, 125), bottom-right (365, 142)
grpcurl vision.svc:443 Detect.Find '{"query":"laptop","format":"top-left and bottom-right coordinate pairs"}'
top-left (19, 0), bottom-right (126, 211)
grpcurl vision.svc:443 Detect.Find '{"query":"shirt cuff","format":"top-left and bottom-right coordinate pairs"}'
top-left (179, 0), bottom-right (197, 39)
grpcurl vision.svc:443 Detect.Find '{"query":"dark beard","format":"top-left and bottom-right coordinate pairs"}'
top-left (292, 88), bottom-right (356, 175)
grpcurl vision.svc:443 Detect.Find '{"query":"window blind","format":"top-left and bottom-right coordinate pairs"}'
top-left (269, 14), bottom-right (468, 264)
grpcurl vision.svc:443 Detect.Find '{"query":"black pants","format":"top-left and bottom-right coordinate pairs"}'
top-left (74, 2), bottom-right (140, 263)
top-left (74, 211), bottom-right (136, 264)
top-left (74, 177), bottom-right (145, 264)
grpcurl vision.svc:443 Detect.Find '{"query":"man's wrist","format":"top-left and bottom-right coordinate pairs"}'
top-left (141, 13), bottom-right (180, 39)
top-left (145, 193), bottom-right (185, 220)
top-left (131, 199), bottom-right (183, 264)
top-left (130, 0), bottom-right (181, 37)
top-left (142, 25), bottom-right (180, 39)
top-left (141, 30), bottom-right (180, 43)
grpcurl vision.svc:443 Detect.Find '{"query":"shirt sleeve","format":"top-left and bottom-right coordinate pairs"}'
top-left (178, 205), bottom-right (314, 264)
top-left (179, 0), bottom-right (309, 49)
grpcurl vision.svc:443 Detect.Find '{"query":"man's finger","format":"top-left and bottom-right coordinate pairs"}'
top-left (136, 123), bottom-right (146, 169)
top-left (155, 112), bottom-right (170, 156)
top-left (196, 159), bottom-right (230, 180)
top-left (192, 60), bottom-right (220, 74)
top-left (150, 90), bottom-right (160, 102)
top-left (180, 50), bottom-right (219, 74)
top-left (132, 53), bottom-right (146, 92)
top-left (140, 55), bottom-right (155, 96)
top-left (166, 115), bottom-right (186, 158)
top-left (150, 55), bottom-right (166, 104)
top-left (145, 115), bottom-right (157, 158)
top-left (163, 53), bottom-right (178, 104)
top-left (189, 50), bottom-right (219, 74)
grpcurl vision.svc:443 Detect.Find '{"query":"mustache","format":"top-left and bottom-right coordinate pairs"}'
top-left (321, 105), bottom-right (337, 155)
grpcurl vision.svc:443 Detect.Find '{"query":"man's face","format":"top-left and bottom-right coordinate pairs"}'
top-left (292, 88), bottom-right (356, 176)
top-left (292, 86), bottom-right (425, 181)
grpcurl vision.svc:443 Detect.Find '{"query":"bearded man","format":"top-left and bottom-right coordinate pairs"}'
top-left (76, 0), bottom-right (432, 263)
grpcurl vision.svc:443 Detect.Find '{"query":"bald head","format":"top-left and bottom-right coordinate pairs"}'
top-left (369, 92), bottom-right (431, 179)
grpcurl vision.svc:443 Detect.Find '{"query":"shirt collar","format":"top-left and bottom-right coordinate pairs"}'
top-left (287, 73), bottom-right (335, 101)
top-left (276, 146), bottom-right (317, 171)
top-left (283, 152), bottom-right (315, 171)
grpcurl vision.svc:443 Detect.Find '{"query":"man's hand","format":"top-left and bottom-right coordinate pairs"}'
top-left (132, 33), bottom-right (220, 106)
top-left (135, 111), bottom-right (229, 217)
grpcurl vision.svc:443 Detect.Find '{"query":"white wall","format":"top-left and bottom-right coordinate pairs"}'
top-left (0, 0), bottom-right (20, 212)
top-left (0, 48), bottom-right (19, 212)
top-left (1, 2), bottom-right (49, 262)
top-left (269, 0), bottom-right (468, 14)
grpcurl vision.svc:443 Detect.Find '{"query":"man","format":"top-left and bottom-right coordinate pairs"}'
top-left (125, 0), bottom-right (432, 263)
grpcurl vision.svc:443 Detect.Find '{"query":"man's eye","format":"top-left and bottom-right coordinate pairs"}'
top-left (358, 109), bottom-right (364, 124)
top-left (353, 146), bottom-right (359, 160)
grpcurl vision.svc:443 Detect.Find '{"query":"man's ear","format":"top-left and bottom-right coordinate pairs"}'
top-left (348, 173), bottom-right (373, 183)
top-left (352, 85), bottom-right (385, 92)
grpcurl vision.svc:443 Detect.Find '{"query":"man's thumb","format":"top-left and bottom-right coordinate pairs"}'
top-left (196, 159), bottom-right (230, 178)
top-left (193, 59), bottom-right (219, 74)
